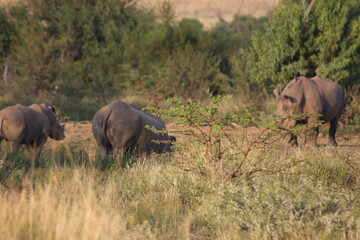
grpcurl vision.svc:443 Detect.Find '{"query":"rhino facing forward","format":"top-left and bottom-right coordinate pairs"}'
top-left (92, 100), bottom-right (175, 157)
top-left (0, 103), bottom-right (65, 158)
top-left (274, 76), bottom-right (345, 146)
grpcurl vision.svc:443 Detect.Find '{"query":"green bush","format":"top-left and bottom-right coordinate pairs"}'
top-left (245, 0), bottom-right (360, 92)
top-left (0, 0), bottom-right (271, 105)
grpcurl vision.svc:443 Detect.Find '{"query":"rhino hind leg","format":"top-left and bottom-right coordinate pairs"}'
top-left (100, 145), bottom-right (112, 158)
top-left (328, 118), bottom-right (339, 146)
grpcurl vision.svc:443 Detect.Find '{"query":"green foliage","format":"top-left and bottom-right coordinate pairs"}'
top-left (0, 8), bottom-right (14, 66)
top-left (0, 0), bottom-right (156, 99)
top-left (245, 0), bottom-right (360, 91)
top-left (1, 0), bottom-right (359, 125)
top-left (211, 15), bottom-right (267, 72)
top-left (144, 93), bottom-right (300, 179)
top-left (150, 46), bottom-right (223, 99)
top-left (145, 93), bottom-right (240, 164)
top-left (0, 0), bottom-right (269, 108)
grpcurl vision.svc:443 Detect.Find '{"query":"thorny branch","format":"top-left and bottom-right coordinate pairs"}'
top-left (228, 127), bottom-right (270, 179)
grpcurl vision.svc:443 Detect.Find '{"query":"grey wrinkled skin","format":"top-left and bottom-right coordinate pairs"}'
top-left (92, 100), bottom-right (176, 157)
top-left (0, 103), bottom-right (65, 158)
top-left (274, 76), bottom-right (345, 147)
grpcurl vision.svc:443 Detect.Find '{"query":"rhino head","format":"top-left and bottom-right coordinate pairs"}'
top-left (46, 105), bottom-right (65, 140)
top-left (273, 88), bottom-right (298, 129)
top-left (153, 134), bottom-right (176, 153)
top-left (165, 135), bottom-right (176, 152)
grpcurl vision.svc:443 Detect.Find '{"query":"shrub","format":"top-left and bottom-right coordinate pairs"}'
top-left (245, 0), bottom-right (360, 92)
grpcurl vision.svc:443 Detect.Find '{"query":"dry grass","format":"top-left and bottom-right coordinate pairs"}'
top-left (139, 0), bottom-right (283, 28)
top-left (0, 121), bottom-right (359, 239)
top-left (0, 168), bottom-right (147, 240)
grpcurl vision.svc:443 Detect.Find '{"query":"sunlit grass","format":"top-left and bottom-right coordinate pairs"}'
top-left (0, 134), bottom-right (359, 239)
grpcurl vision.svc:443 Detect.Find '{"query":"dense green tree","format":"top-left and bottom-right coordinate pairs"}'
top-left (210, 15), bottom-right (268, 88)
top-left (0, 0), bottom-right (270, 103)
top-left (2, 0), bottom-right (156, 98)
top-left (245, 0), bottom-right (360, 91)
top-left (0, 4), bottom-right (28, 84)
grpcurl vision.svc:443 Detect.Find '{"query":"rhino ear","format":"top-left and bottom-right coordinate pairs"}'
top-left (49, 105), bottom-right (56, 114)
top-left (284, 95), bottom-right (296, 103)
top-left (273, 89), bottom-right (280, 99)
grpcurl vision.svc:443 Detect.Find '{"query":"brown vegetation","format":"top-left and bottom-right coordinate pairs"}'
top-left (139, 0), bottom-right (283, 28)
top-left (0, 0), bottom-right (283, 28)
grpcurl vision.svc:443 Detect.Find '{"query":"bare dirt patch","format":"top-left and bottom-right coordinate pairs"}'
top-left (46, 121), bottom-right (360, 155)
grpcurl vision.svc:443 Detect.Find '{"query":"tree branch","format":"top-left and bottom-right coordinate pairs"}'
top-left (304, 0), bottom-right (316, 16)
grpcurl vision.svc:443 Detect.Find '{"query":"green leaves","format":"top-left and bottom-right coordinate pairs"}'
top-left (245, 0), bottom-right (360, 91)
top-left (144, 93), bottom-right (239, 163)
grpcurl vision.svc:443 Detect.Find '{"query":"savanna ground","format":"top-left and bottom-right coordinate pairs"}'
top-left (0, 95), bottom-right (359, 240)
top-left (0, 0), bottom-right (359, 239)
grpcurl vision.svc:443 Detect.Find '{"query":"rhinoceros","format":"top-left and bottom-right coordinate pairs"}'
top-left (92, 100), bottom-right (175, 157)
top-left (274, 76), bottom-right (345, 146)
top-left (0, 103), bottom-right (65, 158)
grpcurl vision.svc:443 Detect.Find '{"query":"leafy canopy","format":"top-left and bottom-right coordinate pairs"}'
top-left (245, 0), bottom-right (360, 91)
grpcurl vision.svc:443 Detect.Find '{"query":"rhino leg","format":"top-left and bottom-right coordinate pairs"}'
top-left (289, 134), bottom-right (298, 147)
top-left (305, 116), bottom-right (320, 146)
top-left (100, 145), bottom-right (112, 158)
top-left (26, 143), bottom-right (43, 159)
top-left (328, 118), bottom-right (339, 146)
top-left (305, 127), bottom-right (319, 146)
top-left (9, 141), bottom-right (20, 154)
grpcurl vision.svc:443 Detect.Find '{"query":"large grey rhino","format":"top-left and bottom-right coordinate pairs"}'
top-left (92, 100), bottom-right (175, 157)
top-left (274, 76), bottom-right (345, 146)
top-left (0, 103), bottom-right (65, 158)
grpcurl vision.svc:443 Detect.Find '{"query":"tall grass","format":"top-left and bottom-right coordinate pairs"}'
top-left (0, 134), bottom-right (359, 239)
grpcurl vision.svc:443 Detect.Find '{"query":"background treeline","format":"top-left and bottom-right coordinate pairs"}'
top-left (0, 0), bottom-right (359, 120)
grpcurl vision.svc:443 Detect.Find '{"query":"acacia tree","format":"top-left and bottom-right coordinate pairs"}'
top-left (2, 0), bottom-right (155, 98)
top-left (245, 0), bottom-right (360, 91)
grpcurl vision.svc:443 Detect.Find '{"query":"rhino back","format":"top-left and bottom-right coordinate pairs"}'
top-left (28, 104), bottom-right (52, 133)
top-left (310, 76), bottom-right (345, 121)
top-left (93, 100), bottom-right (172, 154)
